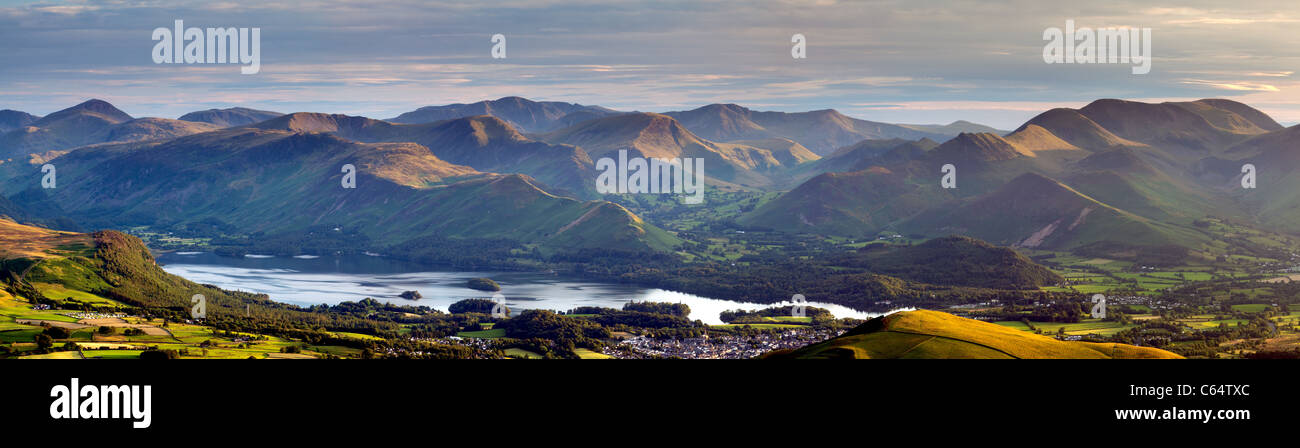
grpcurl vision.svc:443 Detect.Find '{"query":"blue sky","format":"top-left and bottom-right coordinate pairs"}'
top-left (2, 0), bottom-right (1298, 129)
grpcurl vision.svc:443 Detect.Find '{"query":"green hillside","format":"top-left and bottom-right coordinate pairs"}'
top-left (738, 167), bottom-right (945, 235)
top-left (903, 173), bottom-right (1207, 250)
top-left (252, 112), bottom-right (596, 196)
top-left (23, 128), bottom-right (678, 253)
top-left (768, 310), bottom-right (1183, 359)
top-left (739, 135), bottom-right (1039, 236)
top-left (839, 236), bottom-right (1063, 289)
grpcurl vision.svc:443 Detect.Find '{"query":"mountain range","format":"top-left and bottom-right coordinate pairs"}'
top-left (385, 96), bottom-right (620, 133)
top-left (1, 96), bottom-right (1295, 264)
top-left (0, 100), bottom-right (220, 162)
top-left (741, 97), bottom-right (1298, 263)
top-left (663, 103), bottom-right (952, 155)
top-left (179, 107), bottom-right (284, 127)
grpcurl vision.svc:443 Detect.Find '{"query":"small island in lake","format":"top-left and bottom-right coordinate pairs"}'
top-left (466, 277), bottom-right (501, 292)
top-left (399, 290), bottom-right (422, 300)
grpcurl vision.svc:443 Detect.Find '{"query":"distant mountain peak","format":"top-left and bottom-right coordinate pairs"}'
top-left (696, 103), bottom-right (751, 113)
top-left (71, 98), bottom-right (117, 110)
top-left (0, 109), bottom-right (40, 132)
top-left (1002, 124), bottom-right (1081, 155)
top-left (1074, 97), bottom-right (1276, 150)
top-left (387, 97), bottom-right (618, 132)
top-left (38, 99), bottom-right (133, 125)
top-left (253, 112), bottom-right (383, 134)
top-left (179, 107), bottom-right (283, 127)
top-left (931, 132), bottom-right (1023, 162)
top-left (1016, 107), bottom-right (1145, 150)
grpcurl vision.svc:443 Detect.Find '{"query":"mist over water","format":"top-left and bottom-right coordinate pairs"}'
top-left (155, 252), bottom-right (881, 325)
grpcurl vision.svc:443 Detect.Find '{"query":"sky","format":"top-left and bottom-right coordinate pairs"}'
top-left (2, 0), bottom-right (1299, 129)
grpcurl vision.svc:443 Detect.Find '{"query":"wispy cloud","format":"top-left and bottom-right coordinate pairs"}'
top-left (1181, 79), bottom-right (1281, 92)
top-left (1, 0), bottom-right (1299, 129)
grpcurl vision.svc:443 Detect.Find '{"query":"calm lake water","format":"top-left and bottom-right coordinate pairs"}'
top-left (155, 252), bottom-right (880, 325)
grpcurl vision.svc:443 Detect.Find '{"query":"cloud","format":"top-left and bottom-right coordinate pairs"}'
top-left (0, 0), bottom-right (1297, 129)
top-left (1181, 79), bottom-right (1280, 92)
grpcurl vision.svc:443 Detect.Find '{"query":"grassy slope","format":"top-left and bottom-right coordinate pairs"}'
top-left (903, 173), bottom-right (1207, 250)
top-left (847, 236), bottom-right (1063, 289)
top-left (771, 310), bottom-right (1182, 359)
top-left (38, 128), bottom-right (678, 253)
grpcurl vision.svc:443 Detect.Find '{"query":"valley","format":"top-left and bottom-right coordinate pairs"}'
top-left (3, 96), bottom-right (1300, 359)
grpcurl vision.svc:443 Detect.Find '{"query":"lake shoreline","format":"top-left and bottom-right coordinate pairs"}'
top-left (154, 251), bottom-right (884, 325)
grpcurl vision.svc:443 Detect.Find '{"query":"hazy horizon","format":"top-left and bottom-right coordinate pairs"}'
top-left (3, 0), bottom-right (1300, 129)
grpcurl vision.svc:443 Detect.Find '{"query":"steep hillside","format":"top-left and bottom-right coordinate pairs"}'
top-left (26, 128), bottom-right (676, 252)
top-left (1002, 124), bottom-right (1081, 155)
top-left (1066, 147), bottom-right (1235, 224)
top-left (903, 173), bottom-right (1207, 250)
top-left (928, 132), bottom-right (1025, 162)
top-left (0, 217), bottom-right (89, 260)
top-left (846, 139), bottom-right (939, 170)
top-left (0, 225), bottom-right (391, 326)
top-left (660, 103), bottom-right (772, 142)
top-left (837, 236), bottom-right (1062, 289)
top-left (540, 112), bottom-right (784, 187)
top-left (738, 167), bottom-right (944, 235)
top-left (729, 138), bottom-right (820, 165)
top-left (1172, 99), bottom-right (1282, 134)
top-left (1221, 125), bottom-right (1300, 232)
top-left (768, 310), bottom-right (1182, 359)
top-left (1016, 108), bottom-right (1146, 150)
top-left (253, 112), bottom-right (595, 196)
top-left (1077, 99), bottom-right (1272, 152)
top-left (741, 133), bottom-right (1039, 236)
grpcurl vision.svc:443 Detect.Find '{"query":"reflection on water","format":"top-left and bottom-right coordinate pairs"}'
top-left (155, 252), bottom-right (884, 325)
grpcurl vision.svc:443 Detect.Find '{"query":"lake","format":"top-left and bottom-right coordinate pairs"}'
top-left (155, 252), bottom-right (882, 325)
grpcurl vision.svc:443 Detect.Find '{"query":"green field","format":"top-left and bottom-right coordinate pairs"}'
top-left (31, 282), bottom-right (122, 307)
top-left (575, 348), bottom-right (612, 359)
top-left (81, 350), bottom-right (144, 359)
top-left (456, 328), bottom-right (506, 338)
top-left (19, 350), bottom-right (83, 359)
top-left (710, 323), bottom-right (805, 330)
top-left (0, 327), bottom-right (42, 343)
top-left (994, 319), bottom-right (1136, 336)
top-left (504, 348), bottom-right (542, 359)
